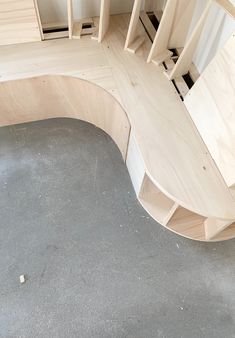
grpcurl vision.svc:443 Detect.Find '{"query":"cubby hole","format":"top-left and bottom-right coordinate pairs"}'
top-left (139, 174), bottom-right (177, 226)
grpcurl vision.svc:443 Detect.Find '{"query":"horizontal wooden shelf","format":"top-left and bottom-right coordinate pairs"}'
top-left (167, 207), bottom-right (235, 241)
top-left (139, 174), bottom-right (178, 226)
top-left (167, 207), bottom-right (206, 240)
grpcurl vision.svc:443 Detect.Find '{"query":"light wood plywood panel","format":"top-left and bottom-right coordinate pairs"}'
top-left (139, 174), bottom-right (178, 226)
top-left (0, 14), bottom-right (234, 223)
top-left (185, 33), bottom-right (235, 188)
top-left (139, 11), bottom-right (156, 41)
top-left (125, 0), bottom-right (145, 52)
top-left (169, 0), bottom-right (197, 48)
top-left (167, 207), bottom-right (235, 241)
top-left (167, 206), bottom-right (206, 240)
top-left (1, 14), bottom-right (235, 241)
top-left (147, 0), bottom-right (197, 63)
top-left (103, 15), bottom-right (235, 221)
top-left (204, 217), bottom-right (235, 240)
top-left (126, 130), bottom-right (146, 196)
top-left (147, 0), bottom-right (177, 63)
top-left (0, 0), bottom-right (42, 45)
top-left (33, 0), bottom-right (43, 39)
top-left (0, 75), bottom-right (130, 160)
top-left (98, 0), bottom-right (110, 42)
top-left (67, 0), bottom-right (73, 39)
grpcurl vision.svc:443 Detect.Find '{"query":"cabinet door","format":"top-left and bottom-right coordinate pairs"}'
top-left (0, 0), bottom-right (42, 46)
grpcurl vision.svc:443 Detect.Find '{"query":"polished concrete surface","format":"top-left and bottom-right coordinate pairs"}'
top-left (0, 118), bottom-right (235, 338)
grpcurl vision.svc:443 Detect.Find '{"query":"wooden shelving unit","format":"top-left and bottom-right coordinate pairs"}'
top-left (168, 208), bottom-right (235, 241)
top-left (137, 174), bottom-right (235, 241)
top-left (167, 207), bottom-right (206, 240)
top-left (139, 177), bottom-right (235, 241)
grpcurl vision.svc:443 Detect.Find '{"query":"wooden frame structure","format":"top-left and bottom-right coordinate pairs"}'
top-left (146, 0), bottom-right (235, 80)
top-left (0, 0), bottom-right (111, 45)
top-left (0, 1), bottom-right (235, 242)
top-left (67, 0), bottom-right (110, 42)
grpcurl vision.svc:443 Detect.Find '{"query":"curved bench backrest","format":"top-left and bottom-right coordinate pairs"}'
top-left (0, 75), bottom-right (130, 159)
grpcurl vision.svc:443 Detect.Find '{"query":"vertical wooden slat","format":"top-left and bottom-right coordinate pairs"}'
top-left (67, 0), bottom-right (73, 39)
top-left (98, 0), bottom-right (110, 43)
top-left (167, 0), bottom-right (212, 80)
top-left (124, 0), bottom-right (143, 50)
top-left (147, 0), bottom-right (177, 63)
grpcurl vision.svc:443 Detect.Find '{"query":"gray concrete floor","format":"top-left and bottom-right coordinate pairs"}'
top-left (0, 118), bottom-right (235, 338)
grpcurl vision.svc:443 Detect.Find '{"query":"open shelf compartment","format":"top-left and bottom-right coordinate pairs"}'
top-left (139, 174), bottom-right (235, 241)
top-left (167, 207), bottom-right (235, 241)
top-left (139, 174), bottom-right (178, 226)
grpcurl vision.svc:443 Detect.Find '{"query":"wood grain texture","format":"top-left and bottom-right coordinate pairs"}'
top-left (0, 75), bottom-right (130, 160)
top-left (147, 0), bottom-right (177, 63)
top-left (167, 207), bottom-right (235, 241)
top-left (124, 0), bottom-right (143, 51)
top-left (0, 14), bottom-right (235, 220)
top-left (185, 33), bottom-right (235, 188)
top-left (126, 35), bottom-right (145, 53)
top-left (126, 130), bottom-right (145, 196)
top-left (98, 0), bottom-right (110, 43)
top-left (1, 14), bottom-right (235, 241)
top-left (147, 0), bottom-right (196, 63)
top-left (0, 0), bottom-right (42, 45)
top-left (139, 11), bottom-right (156, 41)
top-left (204, 217), bottom-right (235, 240)
top-left (139, 174), bottom-right (178, 226)
top-left (33, 0), bottom-right (43, 39)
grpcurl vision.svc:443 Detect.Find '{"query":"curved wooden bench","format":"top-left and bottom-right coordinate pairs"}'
top-left (0, 75), bottom-right (235, 242)
top-left (0, 75), bottom-right (130, 159)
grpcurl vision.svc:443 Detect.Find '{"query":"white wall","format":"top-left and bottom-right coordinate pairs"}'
top-left (152, 0), bottom-right (167, 12)
top-left (37, 0), bottom-right (135, 24)
top-left (187, 0), bottom-right (235, 73)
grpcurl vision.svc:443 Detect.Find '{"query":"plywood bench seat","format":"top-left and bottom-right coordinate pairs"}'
top-left (0, 14), bottom-right (235, 241)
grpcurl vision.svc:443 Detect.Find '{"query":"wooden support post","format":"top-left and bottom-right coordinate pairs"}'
top-left (72, 22), bottom-right (82, 39)
top-left (124, 0), bottom-right (145, 53)
top-left (139, 11), bottom-right (156, 41)
top-left (33, 0), bottom-right (43, 40)
top-left (147, 0), bottom-right (177, 64)
top-left (98, 0), bottom-right (110, 43)
top-left (204, 217), bottom-right (235, 240)
top-left (167, 0), bottom-right (212, 80)
top-left (67, 0), bottom-right (73, 39)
